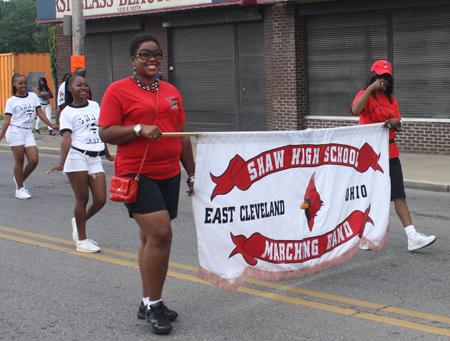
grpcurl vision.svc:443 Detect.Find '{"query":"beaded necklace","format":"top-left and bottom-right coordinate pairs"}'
top-left (132, 75), bottom-right (159, 92)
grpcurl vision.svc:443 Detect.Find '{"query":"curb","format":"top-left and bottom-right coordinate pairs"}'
top-left (35, 147), bottom-right (61, 156)
top-left (403, 179), bottom-right (450, 193)
top-left (0, 144), bottom-right (61, 156)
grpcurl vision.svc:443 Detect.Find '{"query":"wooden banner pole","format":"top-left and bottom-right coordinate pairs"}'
top-left (161, 132), bottom-right (199, 137)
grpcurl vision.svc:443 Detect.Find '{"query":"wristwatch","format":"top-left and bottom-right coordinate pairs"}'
top-left (186, 174), bottom-right (195, 185)
top-left (134, 124), bottom-right (142, 136)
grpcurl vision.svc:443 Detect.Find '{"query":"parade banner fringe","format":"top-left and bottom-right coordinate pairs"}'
top-left (192, 124), bottom-right (391, 292)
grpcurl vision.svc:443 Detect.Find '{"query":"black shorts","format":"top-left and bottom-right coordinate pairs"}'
top-left (124, 173), bottom-right (181, 220)
top-left (390, 157), bottom-right (406, 201)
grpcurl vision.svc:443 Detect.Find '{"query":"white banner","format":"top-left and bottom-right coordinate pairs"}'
top-left (192, 124), bottom-right (391, 291)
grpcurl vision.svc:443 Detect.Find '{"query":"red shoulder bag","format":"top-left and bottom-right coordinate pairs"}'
top-left (109, 141), bottom-right (150, 203)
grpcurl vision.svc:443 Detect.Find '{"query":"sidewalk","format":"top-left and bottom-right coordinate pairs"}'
top-left (0, 126), bottom-right (449, 192)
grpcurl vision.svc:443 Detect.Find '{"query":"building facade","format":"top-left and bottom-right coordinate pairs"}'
top-left (38, 0), bottom-right (450, 154)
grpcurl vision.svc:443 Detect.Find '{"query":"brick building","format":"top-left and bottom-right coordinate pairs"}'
top-left (38, 0), bottom-right (450, 154)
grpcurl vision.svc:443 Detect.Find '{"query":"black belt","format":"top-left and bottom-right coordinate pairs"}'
top-left (71, 146), bottom-right (105, 157)
top-left (389, 139), bottom-right (395, 144)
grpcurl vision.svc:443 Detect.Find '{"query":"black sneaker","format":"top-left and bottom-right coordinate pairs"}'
top-left (146, 302), bottom-right (172, 334)
top-left (138, 301), bottom-right (178, 321)
top-left (137, 301), bottom-right (146, 320)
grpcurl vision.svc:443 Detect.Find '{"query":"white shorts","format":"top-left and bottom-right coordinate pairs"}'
top-left (5, 125), bottom-right (36, 148)
top-left (36, 103), bottom-right (53, 130)
top-left (64, 148), bottom-right (105, 175)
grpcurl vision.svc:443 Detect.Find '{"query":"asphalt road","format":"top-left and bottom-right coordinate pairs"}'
top-left (1, 150), bottom-right (450, 340)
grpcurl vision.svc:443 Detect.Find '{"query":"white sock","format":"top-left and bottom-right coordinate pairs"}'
top-left (404, 225), bottom-right (417, 240)
top-left (143, 297), bottom-right (149, 306)
top-left (147, 299), bottom-right (162, 308)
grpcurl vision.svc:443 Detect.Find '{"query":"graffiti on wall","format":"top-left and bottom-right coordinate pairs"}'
top-left (27, 72), bottom-right (46, 92)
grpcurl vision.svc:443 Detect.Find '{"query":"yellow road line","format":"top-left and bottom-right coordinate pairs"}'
top-left (2, 226), bottom-right (450, 335)
top-left (0, 232), bottom-right (140, 268)
top-left (244, 278), bottom-right (450, 325)
top-left (238, 287), bottom-right (450, 336)
top-left (245, 278), bottom-right (383, 309)
top-left (238, 286), bottom-right (357, 315)
top-left (357, 313), bottom-right (450, 337)
top-left (382, 306), bottom-right (450, 325)
top-left (4, 225), bottom-right (447, 325)
top-left (0, 225), bottom-right (138, 259)
top-left (0, 225), bottom-right (195, 269)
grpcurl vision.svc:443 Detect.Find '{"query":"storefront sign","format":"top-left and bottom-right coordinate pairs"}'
top-left (53, 0), bottom-right (255, 19)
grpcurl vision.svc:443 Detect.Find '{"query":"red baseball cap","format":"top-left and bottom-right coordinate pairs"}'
top-left (371, 60), bottom-right (392, 75)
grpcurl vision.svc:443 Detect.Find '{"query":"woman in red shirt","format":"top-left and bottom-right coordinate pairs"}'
top-left (351, 60), bottom-right (436, 252)
top-left (98, 34), bottom-right (195, 335)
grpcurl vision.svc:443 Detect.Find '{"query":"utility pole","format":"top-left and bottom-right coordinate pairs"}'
top-left (72, 0), bottom-right (84, 55)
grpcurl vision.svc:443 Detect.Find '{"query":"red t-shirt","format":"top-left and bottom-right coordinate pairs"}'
top-left (351, 90), bottom-right (401, 159)
top-left (98, 77), bottom-right (186, 179)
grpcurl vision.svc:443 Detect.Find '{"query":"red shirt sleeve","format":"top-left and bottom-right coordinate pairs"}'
top-left (98, 82), bottom-right (124, 127)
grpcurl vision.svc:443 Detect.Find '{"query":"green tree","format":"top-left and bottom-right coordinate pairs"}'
top-left (0, 0), bottom-right (52, 53)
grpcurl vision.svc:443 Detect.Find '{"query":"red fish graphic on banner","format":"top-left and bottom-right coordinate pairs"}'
top-left (192, 124), bottom-right (391, 292)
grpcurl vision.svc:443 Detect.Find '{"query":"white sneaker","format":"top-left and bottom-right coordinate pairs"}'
top-left (71, 218), bottom-right (79, 242)
top-left (76, 239), bottom-right (100, 253)
top-left (14, 177), bottom-right (31, 195)
top-left (15, 187), bottom-right (31, 199)
top-left (408, 233), bottom-right (436, 251)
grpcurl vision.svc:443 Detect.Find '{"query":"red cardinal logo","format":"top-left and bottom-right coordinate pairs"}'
top-left (300, 172), bottom-right (324, 231)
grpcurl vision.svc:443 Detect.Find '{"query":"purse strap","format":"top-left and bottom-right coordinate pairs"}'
top-left (135, 91), bottom-right (158, 181)
top-left (135, 141), bottom-right (150, 181)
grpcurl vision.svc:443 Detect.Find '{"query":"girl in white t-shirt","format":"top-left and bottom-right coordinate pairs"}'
top-left (35, 77), bottom-right (55, 135)
top-left (0, 73), bottom-right (59, 199)
top-left (56, 73), bottom-right (71, 125)
top-left (47, 75), bottom-right (114, 253)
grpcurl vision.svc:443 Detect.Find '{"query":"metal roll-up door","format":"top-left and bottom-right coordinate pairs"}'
top-left (238, 22), bottom-right (266, 131)
top-left (393, 6), bottom-right (450, 119)
top-left (85, 34), bottom-right (112, 104)
top-left (171, 24), bottom-right (236, 131)
top-left (307, 11), bottom-right (387, 116)
top-left (171, 21), bottom-right (265, 132)
top-left (85, 31), bottom-right (142, 103)
top-left (111, 31), bottom-right (140, 83)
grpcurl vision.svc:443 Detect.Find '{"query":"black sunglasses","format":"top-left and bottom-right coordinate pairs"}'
top-left (134, 49), bottom-right (163, 61)
top-left (375, 73), bottom-right (392, 80)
